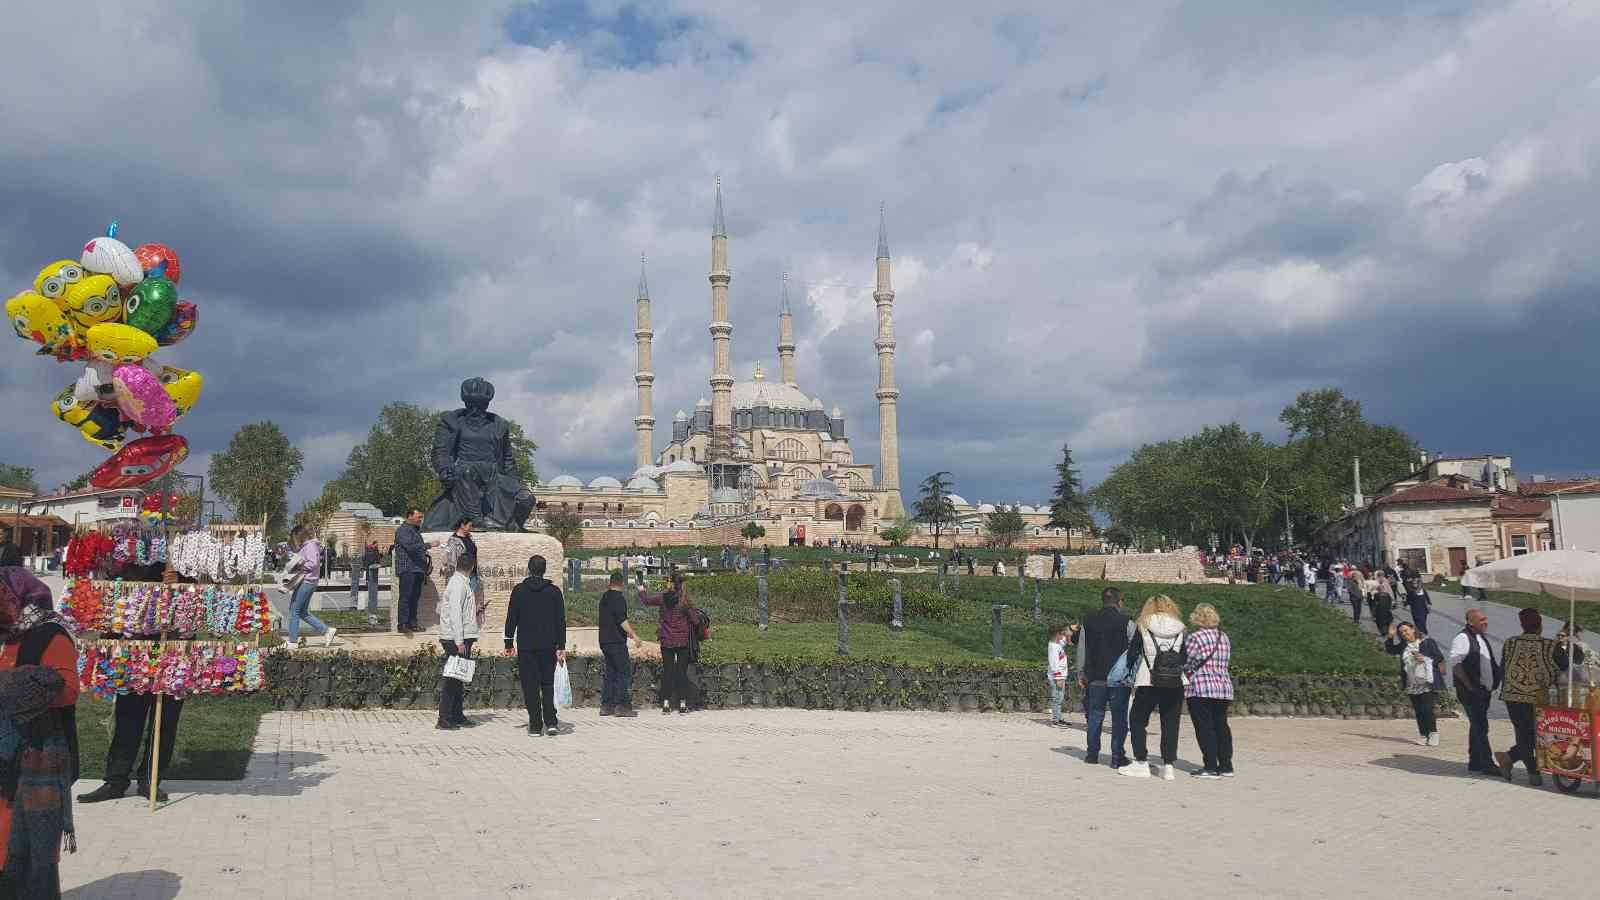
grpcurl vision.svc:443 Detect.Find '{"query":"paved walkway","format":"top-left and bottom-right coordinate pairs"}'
top-left (63, 707), bottom-right (1593, 899)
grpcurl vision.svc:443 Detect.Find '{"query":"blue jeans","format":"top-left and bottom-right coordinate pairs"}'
top-left (287, 582), bottom-right (329, 642)
top-left (1048, 678), bottom-right (1067, 722)
top-left (1083, 683), bottom-right (1130, 760)
top-left (349, 566), bottom-right (379, 611)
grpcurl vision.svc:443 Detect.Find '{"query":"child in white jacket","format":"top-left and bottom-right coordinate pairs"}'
top-left (437, 552), bottom-right (480, 730)
top-left (1047, 624), bottom-right (1074, 727)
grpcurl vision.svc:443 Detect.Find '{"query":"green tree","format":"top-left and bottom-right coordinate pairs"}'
top-left (293, 482), bottom-right (344, 536)
top-left (209, 421), bottom-right (304, 534)
top-left (740, 521), bottom-right (766, 546)
top-left (1279, 387), bottom-right (1418, 529)
top-left (986, 504), bottom-right (1026, 549)
top-left (330, 402), bottom-right (538, 516)
top-left (1047, 443), bottom-right (1092, 530)
top-left (59, 471), bottom-right (92, 492)
top-left (912, 471), bottom-right (957, 549)
top-left (878, 519), bottom-right (913, 547)
top-left (0, 464), bottom-right (37, 493)
top-left (1102, 524), bottom-right (1133, 549)
top-left (543, 508), bottom-right (583, 547)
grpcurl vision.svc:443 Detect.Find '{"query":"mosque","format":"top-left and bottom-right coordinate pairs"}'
top-left (532, 179), bottom-right (907, 541)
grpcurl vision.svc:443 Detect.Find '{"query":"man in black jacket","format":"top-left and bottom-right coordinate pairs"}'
top-left (391, 508), bottom-right (437, 635)
top-left (505, 555), bottom-right (567, 736)
top-left (1076, 586), bottom-right (1135, 768)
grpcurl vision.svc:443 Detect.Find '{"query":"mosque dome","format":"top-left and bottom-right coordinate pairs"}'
top-left (660, 459), bottom-right (702, 474)
top-left (730, 379), bottom-right (811, 410)
top-left (545, 475), bottom-right (582, 491)
top-left (798, 478), bottom-right (842, 498)
top-left (673, 410), bottom-right (689, 422)
top-left (588, 476), bottom-right (623, 491)
top-left (946, 494), bottom-right (968, 507)
top-left (631, 465), bottom-right (661, 479)
top-left (978, 503), bottom-right (996, 514)
top-left (626, 476), bottom-right (661, 493)
top-left (695, 396), bottom-right (711, 409)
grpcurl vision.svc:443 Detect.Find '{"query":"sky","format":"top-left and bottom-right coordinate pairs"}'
top-left (2, 0), bottom-right (1598, 515)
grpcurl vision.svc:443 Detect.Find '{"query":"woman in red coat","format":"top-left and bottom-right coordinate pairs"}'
top-left (639, 572), bottom-right (700, 715)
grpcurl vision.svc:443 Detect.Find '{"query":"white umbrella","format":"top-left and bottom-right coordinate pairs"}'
top-left (1462, 549), bottom-right (1600, 704)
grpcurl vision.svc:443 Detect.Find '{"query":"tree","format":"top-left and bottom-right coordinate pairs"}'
top-left (293, 482), bottom-right (344, 535)
top-left (878, 520), bottom-right (913, 547)
top-left (986, 504), bottom-right (1026, 549)
top-left (740, 522), bottom-right (766, 546)
top-left (0, 464), bottom-right (37, 493)
top-left (209, 421), bottom-right (304, 534)
top-left (1102, 524), bottom-right (1133, 550)
top-left (544, 508), bottom-right (583, 547)
top-left (58, 471), bottom-right (92, 492)
top-left (912, 471), bottom-right (958, 549)
top-left (1047, 444), bottom-right (1092, 531)
top-left (330, 402), bottom-right (539, 517)
top-left (1278, 387), bottom-right (1418, 529)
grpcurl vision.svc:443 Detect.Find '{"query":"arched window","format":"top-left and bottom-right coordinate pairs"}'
top-left (790, 467), bottom-right (815, 482)
top-left (825, 504), bottom-right (844, 521)
top-left (775, 438), bottom-right (804, 460)
top-left (846, 504), bottom-right (865, 531)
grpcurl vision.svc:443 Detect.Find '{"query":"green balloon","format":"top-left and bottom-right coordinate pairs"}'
top-left (125, 276), bottom-right (177, 335)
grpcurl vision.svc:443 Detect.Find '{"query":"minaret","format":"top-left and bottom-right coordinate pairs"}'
top-left (633, 255), bottom-right (655, 470)
top-left (708, 177), bottom-right (734, 461)
top-left (874, 204), bottom-right (906, 520)
top-left (777, 272), bottom-right (796, 385)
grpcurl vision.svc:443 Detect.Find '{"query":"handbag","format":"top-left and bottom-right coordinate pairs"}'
top-left (443, 655), bottom-right (477, 683)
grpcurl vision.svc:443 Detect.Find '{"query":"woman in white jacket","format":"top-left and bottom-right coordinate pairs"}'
top-left (1122, 594), bottom-right (1187, 781)
top-left (436, 551), bottom-right (480, 731)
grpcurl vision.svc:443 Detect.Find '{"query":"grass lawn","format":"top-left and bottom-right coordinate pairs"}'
top-left (75, 694), bottom-right (273, 781)
top-left (619, 577), bottom-right (1393, 674)
top-left (1442, 579), bottom-right (1600, 633)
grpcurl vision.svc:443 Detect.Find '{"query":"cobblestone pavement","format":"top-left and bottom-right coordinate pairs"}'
top-left (61, 707), bottom-right (1595, 899)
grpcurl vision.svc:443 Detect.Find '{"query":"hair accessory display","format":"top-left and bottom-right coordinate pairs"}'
top-left (78, 640), bottom-right (264, 699)
top-left (59, 580), bottom-right (271, 638)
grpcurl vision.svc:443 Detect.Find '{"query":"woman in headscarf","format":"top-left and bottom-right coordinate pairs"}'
top-left (0, 565), bottom-right (80, 899)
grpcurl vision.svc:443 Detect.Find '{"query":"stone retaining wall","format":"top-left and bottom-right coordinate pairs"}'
top-left (263, 651), bottom-right (1445, 720)
top-left (1023, 547), bottom-right (1206, 584)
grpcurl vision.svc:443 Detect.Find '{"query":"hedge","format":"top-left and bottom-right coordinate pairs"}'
top-left (259, 647), bottom-right (1451, 719)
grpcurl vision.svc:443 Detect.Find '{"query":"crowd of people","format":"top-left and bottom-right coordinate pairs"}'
top-left (1047, 586), bottom-right (1237, 779)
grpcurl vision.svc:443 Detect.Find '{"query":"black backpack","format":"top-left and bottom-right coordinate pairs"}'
top-left (1148, 632), bottom-right (1187, 689)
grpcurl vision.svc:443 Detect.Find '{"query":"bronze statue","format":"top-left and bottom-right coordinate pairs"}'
top-left (422, 378), bottom-right (535, 532)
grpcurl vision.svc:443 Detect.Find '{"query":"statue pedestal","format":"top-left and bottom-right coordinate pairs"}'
top-left (401, 532), bottom-right (565, 636)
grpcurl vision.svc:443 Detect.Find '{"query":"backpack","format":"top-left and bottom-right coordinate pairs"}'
top-left (1148, 632), bottom-right (1187, 689)
top-left (695, 609), bottom-right (712, 641)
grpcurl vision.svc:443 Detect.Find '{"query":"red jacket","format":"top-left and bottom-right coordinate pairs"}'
top-left (639, 590), bottom-right (697, 649)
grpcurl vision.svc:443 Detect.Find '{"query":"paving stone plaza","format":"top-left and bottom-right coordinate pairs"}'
top-left (64, 707), bottom-right (1591, 899)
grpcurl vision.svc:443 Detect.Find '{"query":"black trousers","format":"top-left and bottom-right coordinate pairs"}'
top-left (398, 573), bottom-right (424, 629)
top-left (1461, 694), bottom-right (1494, 770)
top-left (1506, 700), bottom-right (1538, 768)
top-left (1350, 594), bottom-right (1364, 624)
top-left (1187, 697), bottom-right (1233, 773)
top-left (1372, 598), bottom-right (1393, 634)
top-left (1409, 692), bottom-right (1437, 737)
top-left (1409, 601), bottom-right (1430, 636)
top-left (600, 642), bottom-right (632, 707)
top-left (661, 647), bottom-right (691, 707)
top-left (438, 639), bottom-right (475, 724)
top-left (1129, 685), bottom-right (1184, 764)
top-left (104, 692), bottom-right (184, 787)
top-left (518, 647), bottom-right (559, 728)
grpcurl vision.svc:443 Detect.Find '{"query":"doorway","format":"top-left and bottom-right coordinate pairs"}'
top-left (1448, 547), bottom-right (1468, 577)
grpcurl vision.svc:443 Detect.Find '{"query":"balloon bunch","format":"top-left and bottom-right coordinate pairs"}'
top-left (6, 222), bottom-right (201, 489)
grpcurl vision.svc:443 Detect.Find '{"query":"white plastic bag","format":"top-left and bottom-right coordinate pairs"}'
top-left (554, 660), bottom-right (573, 709)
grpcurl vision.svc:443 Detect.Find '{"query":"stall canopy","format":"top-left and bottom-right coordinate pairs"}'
top-left (1463, 549), bottom-right (1600, 703)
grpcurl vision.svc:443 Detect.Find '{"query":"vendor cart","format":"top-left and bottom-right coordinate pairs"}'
top-left (1536, 700), bottom-right (1600, 795)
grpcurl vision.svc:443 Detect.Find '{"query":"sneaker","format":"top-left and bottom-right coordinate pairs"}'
top-left (1412, 737), bottom-right (1431, 747)
top-left (1221, 770), bottom-right (1235, 778)
top-left (615, 706), bottom-right (639, 718)
top-left (436, 721), bottom-right (459, 731)
top-left (1495, 751), bottom-right (1514, 781)
top-left (77, 782), bottom-right (129, 804)
top-left (528, 725), bottom-right (541, 736)
top-left (599, 705), bottom-right (615, 717)
top-left (1110, 756), bottom-right (1131, 770)
top-left (455, 718), bottom-right (479, 729)
top-left (1161, 764), bottom-right (1175, 781)
top-left (323, 626), bottom-right (338, 647)
top-left (1083, 753), bottom-right (1099, 765)
top-left (1192, 769), bottom-right (1223, 779)
top-left (1427, 733), bottom-right (1440, 747)
top-left (1118, 761), bottom-right (1151, 778)
top-left (282, 639), bottom-right (299, 650)
top-left (545, 726), bottom-right (558, 737)
top-left (678, 704), bottom-right (689, 715)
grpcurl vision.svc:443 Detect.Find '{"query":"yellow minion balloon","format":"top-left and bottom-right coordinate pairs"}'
top-left (34, 260), bottom-right (85, 300)
top-left (60, 274), bottom-right (123, 333)
top-left (50, 382), bottom-right (126, 451)
top-left (156, 365), bottom-right (204, 419)
top-left (86, 323), bottom-right (157, 364)
top-left (7, 291), bottom-right (76, 355)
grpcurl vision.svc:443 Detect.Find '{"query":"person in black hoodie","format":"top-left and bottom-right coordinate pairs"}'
top-left (1076, 586), bottom-right (1136, 768)
top-left (504, 555), bottom-right (567, 736)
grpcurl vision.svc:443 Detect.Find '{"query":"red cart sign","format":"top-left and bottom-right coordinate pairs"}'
top-left (1536, 707), bottom-right (1597, 781)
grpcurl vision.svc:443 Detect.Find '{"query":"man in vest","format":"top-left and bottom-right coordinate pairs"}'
top-left (1495, 609), bottom-right (1578, 785)
top-left (1449, 608), bottom-right (1502, 775)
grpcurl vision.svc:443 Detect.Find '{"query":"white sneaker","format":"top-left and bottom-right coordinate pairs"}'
top-left (283, 639), bottom-right (299, 650)
top-left (1413, 737), bottom-right (1430, 747)
top-left (323, 627), bottom-right (337, 647)
top-left (1119, 761), bottom-right (1151, 778)
top-left (1161, 764), bottom-right (1175, 781)
top-left (1427, 733), bottom-right (1440, 747)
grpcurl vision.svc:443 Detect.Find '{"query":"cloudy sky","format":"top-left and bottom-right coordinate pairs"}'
top-left (3, 0), bottom-right (1598, 513)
